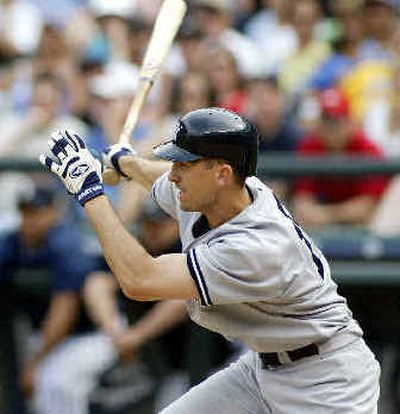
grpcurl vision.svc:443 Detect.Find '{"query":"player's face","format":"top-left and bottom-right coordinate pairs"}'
top-left (168, 159), bottom-right (221, 212)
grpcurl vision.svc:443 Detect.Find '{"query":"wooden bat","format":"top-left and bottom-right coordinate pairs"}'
top-left (103, 0), bottom-right (187, 185)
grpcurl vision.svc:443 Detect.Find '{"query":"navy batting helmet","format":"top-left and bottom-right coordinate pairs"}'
top-left (153, 108), bottom-right (259, 178)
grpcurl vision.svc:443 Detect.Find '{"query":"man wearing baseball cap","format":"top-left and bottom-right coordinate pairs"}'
top-left (293, 87), bottom-right (389, 229)
top-left (0, 184), bottom-right (105, 414)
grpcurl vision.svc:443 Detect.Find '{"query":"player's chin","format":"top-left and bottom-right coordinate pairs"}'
top-left (179, 195), bottom-right (196, 212)
top-left (180, 201), bottom-right (196, 212)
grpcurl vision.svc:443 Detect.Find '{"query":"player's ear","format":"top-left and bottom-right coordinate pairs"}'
top-left (215, 163), bottom-right (234, 186)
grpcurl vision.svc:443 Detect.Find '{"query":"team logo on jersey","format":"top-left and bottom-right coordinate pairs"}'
top-left (70, 163), bottom-right (90, 178)
top-left (207, 238), bottom-right (225, 247)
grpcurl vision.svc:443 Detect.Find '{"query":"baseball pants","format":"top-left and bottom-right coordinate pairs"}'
top-left (160, 337), bottom-right (380, 414)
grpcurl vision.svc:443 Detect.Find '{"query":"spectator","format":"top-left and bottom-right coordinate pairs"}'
top-left (359, 0), bottom-right (399, 62)
top-left (293, 87), bottom-right (389, 229)
top-left (0, 184), bottom-right (112, 414)
top-left (339, 59), bottom-right (393, 149)
top-left (34, 24), bottom-right (74, 82)
top-left (0, 71), bottom-right (88, 229)
top-left (0, 71), bottom-right (87, 158)
top-left (372, 61), bottom-right (400, 157)
top-left (127, 18), bottom-right (151, 67)
top-left (86, 0), bottom-right (136, 64)
top-left (0, 52), bottom-right (17, 113)
top-left (244, 0), bottom-right (297, 76)
top-left (0, 0), bottom-right (44, 57)
top-left (279, 0), bottom-right (331, 99)
top-left (246, 76), bottom-right (302, 152)
top-left (331, 0), bottom-right (366, 50)
top-left (176, 24), bottom-right (208, 74)
top-left (309, 34), bottom-right (357, 91)
top-left (193, 0), bottom-right (264, 78)
top-left (206, 47), bottom-right (248, 114)
top-left (231, 0), bottom-right (259, 32)
top-left (245, 75), bottom-right (302, 200)
top-left (174, 71), bottom-right (215, 115)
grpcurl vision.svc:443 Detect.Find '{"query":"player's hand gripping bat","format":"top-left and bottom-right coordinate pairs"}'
top-left (102, 0), bottom-right (187, 185)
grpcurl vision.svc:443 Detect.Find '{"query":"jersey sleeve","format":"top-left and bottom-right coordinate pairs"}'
top-left (186, 231), bottom-right (285, 306)
top-left (151, 171), bottom-right (179, 219)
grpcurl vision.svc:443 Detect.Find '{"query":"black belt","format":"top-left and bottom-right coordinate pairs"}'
top-left (259, 343), bottom-right (319, 368)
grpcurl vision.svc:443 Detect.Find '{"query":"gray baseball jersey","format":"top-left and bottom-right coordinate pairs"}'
top-left (152, 173), bottom-right (363, 353)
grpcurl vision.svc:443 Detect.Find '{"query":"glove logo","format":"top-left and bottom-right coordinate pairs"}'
top-left (70, 163), bottom-right (90, 178)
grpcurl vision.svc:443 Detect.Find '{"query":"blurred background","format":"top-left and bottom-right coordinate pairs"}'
top-left (1, 0), bottom-right (400, 413)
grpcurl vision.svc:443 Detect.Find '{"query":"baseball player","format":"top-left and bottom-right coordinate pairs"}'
top-left (39, 108), bottom-right (380, 413)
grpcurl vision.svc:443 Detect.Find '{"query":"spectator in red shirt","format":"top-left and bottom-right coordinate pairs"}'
top-left (206, 47), bottom-right (248, 114)
top-left (293, 87), bottom-right (389, 229)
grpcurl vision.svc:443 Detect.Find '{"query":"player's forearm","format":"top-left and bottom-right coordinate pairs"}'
top-left (328, 196), bottom-right (377, 224)
top-left (125, 300), bottom-right (187, 347)
top-left (84, 195), bottom-right (158, 299)
top-left (118, 156), bottom-right (171, 190)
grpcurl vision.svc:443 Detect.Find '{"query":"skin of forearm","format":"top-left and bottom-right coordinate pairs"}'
top-left (84, 273), bottom-right (122, 335)
top-left (85, 195), bottom-right (158, 299)
top-left (118, 156), bottom-right (171, 190)
top-left (34, 293), bottom-right (79, 362)
top-left (126, 300), bottom-right (188, 347)
top-left (328, 196), bottom-right (377, 224)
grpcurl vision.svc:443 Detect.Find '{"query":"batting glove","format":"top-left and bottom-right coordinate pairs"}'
top-left (39, 129), bottom-right (104, 206)
top-left (102, 143), bottom-right (137, 178)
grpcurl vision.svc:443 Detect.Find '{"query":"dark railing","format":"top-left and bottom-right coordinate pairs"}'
top-left (2, 153), bottom-right (400, 175)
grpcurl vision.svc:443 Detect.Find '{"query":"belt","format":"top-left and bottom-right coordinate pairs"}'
top-left (259, 343), bottom-right (319, 368)
top-left (259, 331), bottom-right (359, 368)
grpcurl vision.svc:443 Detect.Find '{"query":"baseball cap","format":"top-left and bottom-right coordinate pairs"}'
top-left (89, 62), bottom-right (139, 99)
top-left (318, 88), bottom-right (350, 120)
top-left (17, 184), bottom-right (57, 210)
top-left (89, 0), bottom-right (137, 19)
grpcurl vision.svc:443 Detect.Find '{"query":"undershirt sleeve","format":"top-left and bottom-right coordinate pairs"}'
top-left (151, 172), bottom-right (179, 219)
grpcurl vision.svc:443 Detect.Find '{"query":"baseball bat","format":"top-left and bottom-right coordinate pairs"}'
top-left (103, 0), bottom-right (187, 185)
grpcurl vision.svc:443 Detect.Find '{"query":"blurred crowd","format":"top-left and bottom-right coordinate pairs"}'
top-left (1, 0), bottom-right (400, 413)
top-left (1, 0), bottom-right (400, 232)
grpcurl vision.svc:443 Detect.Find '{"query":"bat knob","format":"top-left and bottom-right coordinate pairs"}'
top-left (103, 168), bottom-right (121, 186)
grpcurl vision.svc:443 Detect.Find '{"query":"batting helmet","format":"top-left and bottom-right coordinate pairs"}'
top-left (153, 108), bottom-right (259, 178)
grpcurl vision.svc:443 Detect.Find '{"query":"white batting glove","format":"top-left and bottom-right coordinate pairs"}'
top-left (102, 143), bottom-right (137, 177)
top-left (39, 129), bottom-right (104, 206)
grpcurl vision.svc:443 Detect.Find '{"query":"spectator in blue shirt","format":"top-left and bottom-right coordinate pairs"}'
top-left (245, 76), bottom-right (303, 201)
top-left (0, 183), bottom-right (113, 414)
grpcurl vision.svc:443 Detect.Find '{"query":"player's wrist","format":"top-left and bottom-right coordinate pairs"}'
top-left (115, 155), bottom-right (133, 178)
top-left (76, 173), bottom-right (105, 206)
top-left (111, 154), bottom-right (130, 178)
top-left (103, 144), bottom-right (137, 178)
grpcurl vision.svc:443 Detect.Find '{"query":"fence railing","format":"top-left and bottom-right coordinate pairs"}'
top-left (2, 153), bottom-right (400, 176)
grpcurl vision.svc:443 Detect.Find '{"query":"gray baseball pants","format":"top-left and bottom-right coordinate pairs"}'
top-left (160, 337), bottom-right (380, 414)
